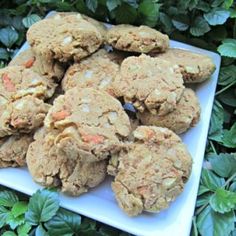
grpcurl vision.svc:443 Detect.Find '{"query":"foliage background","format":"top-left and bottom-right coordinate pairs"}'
top-left (0, 0), bottom-right (236, 235)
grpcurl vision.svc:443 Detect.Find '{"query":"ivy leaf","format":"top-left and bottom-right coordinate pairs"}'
top-left (209, 153), bottom-right (236, 178)
top-left (218, 87), bottom-right (236, 107)
top-left (106, 0), bottom-right (121, 11)
top-left (2, 232), bottom-right (17, 236)
top-left (0, 48), bottom-right (9, 60)
top-left (6, 212), bottom-right (25, 230)
top-left (85, 0), bottom-right (98, 13)
top-left (115, 3), bottom-right (137, 24)
top-left (210, 188), bottom-right (236, 213)
top-left (0, 190), bottom-right (19, 207)
top-left (218, 65), bottom-right (236, 86)
top-left (217, 38), bottom-right (236, 58)
top-left (17, 222), bottom-right (32, 236)
top-left (22, 14), bottom-right (41, 28)
top-left (197, 206), bottom-right (235, 236)
top-left (11, 201), bottom-right (28, 218)
top-left (208, 100), bottom-right (224, 142)
top-left (25, 189), bottom-right (59, 225)
top-left (204, 8), bottom-right (230, 26)
top-left (35, 224), bottom-right (49, 236)
top-left (45, 208), bottom-right (81, 235)
top-left (222, 122), bottom-right (236, 148)
top-left (201, 169), bottom-right (225, 191)
top-left (0, 27), bottom-right (19, 48)
top-left (0, 206), bottom-right (9, 228)
top-left (137, 0), bottom-right (160, 27)
top-left (190, 16), bottom-right (210, 36)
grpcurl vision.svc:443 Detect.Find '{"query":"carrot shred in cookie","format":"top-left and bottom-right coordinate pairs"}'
top-left (81, 134), bottom-right (104, 144)
top-left (52, 110), bottom-right (70, 121)
top-left (2, 73), bottom-right (16, 92)
top-left (24, 57), bottom-right (35, 68)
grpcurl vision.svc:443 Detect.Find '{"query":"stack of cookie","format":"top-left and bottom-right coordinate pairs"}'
top-left (0, 12), bottom-right (216, 217)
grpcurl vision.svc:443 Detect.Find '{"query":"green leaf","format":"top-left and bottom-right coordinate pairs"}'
top-left (201, 169), bottom-right (225, 191)
top-left (217, 38), bottom-right (236, 58)
top-left (208, 101), bottom-right (224, 142)
top-left (172, 19), bottom-right (189, 31)
top-left (0, 190), bottom-right (19, 207)
top-left (210, 188), bottom-right (236, 213)
top-left (106, 0), bottom-right (121, 11)
top-left (196, 1), bottom-right (210, 12)
top-left (35, 224), bottom-right (49, 236)
top-left (218, 65), bottom-right (236, 86)
top-left (218, 87), bottom-right (236, 107)
top-left (209, 153), bottom-right (236, 178)
top-left (197, 206), bottom-right (235, 236)
top-left (159, 12), bottom-right (173, 34)
top-left (85, 0), bottom-right (98, 13)
top-left (230, 8), bottom-right (236, 18)
top-left (6, 212), bottom-right (25, 230)
top-left (196, 193), bottom-right (212, 207)
top-left (198, 185), bottom-right (211, 195)
top-left (45, 208), bottom-right (81, 235)
top-left (11, 201), bottom-right (28, 218)
top-left (229, 182), bottom-right (236, 192)
top-left (99, 226), bottom-right (120, 236)
top-left (204, 9), bottom-right (230, 26)
top-left (223, 0), bottom-right (233, 9)
top-left (2, 232), bottom-right (17, 236)
top-left (22, 14), bottom-right (41, 28)
top-left (115, 3), bottom-right (137, 24)
top-left (190, 16), bottom-right (210, 36)
top-left (137, 0), bottom-right (160, 27)
top-left (0, 206), bottom-right (9, 228)
top-left (17, 222), bottom-right (32, 236)
top-left (25, 189), bottom-right (59, 225)
top-left (0, 48), bottom-right (9, 60)
top-left (0, 27), bottom-right (19, 48)
top-left (222, 122), bottom-right (236, 148)
top-left (211, 0), bottom-right (224, 7)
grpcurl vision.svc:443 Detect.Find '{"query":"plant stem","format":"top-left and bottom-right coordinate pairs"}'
top-left (210, 141), bottom-right (217, 154)
top-left (223, 172), bottom-right (236, 188)
top-left (192, 216), bottom-right (198, 236)
top-left (215, 80), bottom-right (236, 96)
top-left (196, 201), bottom-right (209, 215)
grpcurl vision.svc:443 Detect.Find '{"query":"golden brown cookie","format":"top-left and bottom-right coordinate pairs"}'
top-left (62, 49), bottom-right (120, 93)
top-left (110, 126), bottom-right (192, 216)
top-left (107, 24), bottom-right (169, 53)
top-left (153, 48), bottom-right (216, 83)
top-left (0, 134), bottom-right (33, 168)
top-left (112, 54), bottom-right (184, 115)
top-left (137, 89), bottom-right (201, 134)
top-left (26, 128), bottom-right (107, 196)
top-left (9, 48), bottom-right (65, 81)
top-left (44, 87), bottom-right (131, 162)
top-left (27, 15), bottom-right (103, 62)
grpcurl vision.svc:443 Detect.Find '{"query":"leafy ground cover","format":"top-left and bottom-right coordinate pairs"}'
top-left (0, 1), bottom-right (236, 235)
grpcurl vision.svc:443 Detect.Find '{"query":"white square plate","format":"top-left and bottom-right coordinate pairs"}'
top-left (0, 14), bottom-right (221, 236)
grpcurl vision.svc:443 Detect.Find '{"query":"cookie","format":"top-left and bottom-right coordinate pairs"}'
top-left (62, 49), bottom-right (120, 93)
top-left (153, 48), bottom-right (216, 83)
top-left (113, 54), bottom-right (184, 115)
top-left (0, 134), bottom-right (33, 168)
top-left (137, 89), bottom-right (201, 134)
top-left (44, 88), bottom-right (131, 162)
top-left (27, 15), bottom-right (103, 62)
top-left (9, 48), bottom-right (65, 81)
top-left (106, 24), bottom-right (169, 53)
top-left (51, 12), bottom-right (107, 42)
top-left (110, 126), bottom-right (192, 216)
top-left (0, 96), bottom-right (50, 137)
top-left (26, 128), bottom-right (107, 196)
top-left (0, 66), bottom-right (56, 101)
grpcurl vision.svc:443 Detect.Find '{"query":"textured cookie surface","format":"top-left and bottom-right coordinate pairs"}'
top-left (113, 54), bottom-right (184, 115)
top-left (107, 24), bottom-right (169, 53)
top-left (0, 66), bottom-right (56, 101)
top-left (26, 129), bottom-right (107, 196)
top-left (110, 126), bottom-right (192, 216)
top-left (154, 48), bottom-right (216, 83)
top-left (138, 89), bottom-right (201, 134)
top-left (27, 15), bottom-right (102, 62)
top-left (9, 48), bottom-right (65, 81)
top-left (0, 134), bottom-right (33, 167)
top-left (44, 88), bottom-right (131, 161)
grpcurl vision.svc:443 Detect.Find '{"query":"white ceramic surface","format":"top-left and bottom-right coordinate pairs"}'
top-left (0, 17), bottom-right (221, 236)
